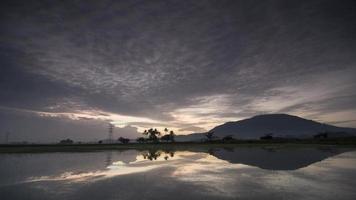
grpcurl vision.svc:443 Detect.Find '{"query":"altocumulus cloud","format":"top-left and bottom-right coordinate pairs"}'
top-left (1, 0), bottom-right (356, 142)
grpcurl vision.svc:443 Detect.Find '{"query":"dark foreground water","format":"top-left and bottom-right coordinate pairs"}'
top-left (1, 147), bottom-right (356, 200)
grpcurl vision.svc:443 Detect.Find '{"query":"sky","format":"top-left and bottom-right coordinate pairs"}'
top-left (1, 0), bottom-right (356, 142)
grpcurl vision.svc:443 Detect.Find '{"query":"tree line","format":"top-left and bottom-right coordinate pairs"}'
top-left (136, 128), bottom-right (175, 143)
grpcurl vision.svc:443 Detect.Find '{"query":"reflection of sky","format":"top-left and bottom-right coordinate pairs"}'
top-left (1, 150), bottom-right (356, 200)
top-left (26, 151), bottom-right (221, 183)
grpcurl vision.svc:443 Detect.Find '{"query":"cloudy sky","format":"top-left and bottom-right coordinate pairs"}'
top-left (1, 0), bottom-right (356, 142)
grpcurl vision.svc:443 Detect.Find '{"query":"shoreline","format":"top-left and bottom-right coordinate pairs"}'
top-left (1, 140), bottom-right (356, 153)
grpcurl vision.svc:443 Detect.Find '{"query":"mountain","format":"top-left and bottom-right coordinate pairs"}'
top-left (176, 114), bottom-right (356, 141)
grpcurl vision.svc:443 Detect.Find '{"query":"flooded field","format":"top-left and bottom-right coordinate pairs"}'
top-left (1, 147), bottom-right (356, 200)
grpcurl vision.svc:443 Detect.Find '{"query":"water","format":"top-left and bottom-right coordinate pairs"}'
top-left (1, 147), bottom-right (356, 200)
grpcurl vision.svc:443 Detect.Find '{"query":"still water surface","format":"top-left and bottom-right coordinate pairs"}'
top-left (1, 147), bottom-right (356, 200)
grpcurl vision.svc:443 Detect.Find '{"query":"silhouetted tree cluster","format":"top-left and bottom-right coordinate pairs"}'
top-left (59, 138), bottom-right (74, 144)
top-left (143, 128), bottom-right (161, 142)
top-left (160, 134), bottom-right (171, 142)
top-left (314, 132), bottom-right (328, 139)
top-left (118, 137), bottom-right (130, 144)
top-left (260, 133), bottom-right (273, 140)
top-left (139, 128), bottom-right (175, 143)
top-left (136, 137), bottom-right (146, 143)
top-left (222, 135), bottom-right (234, 142)
top-left (160, 128), bottom-right (175, 142)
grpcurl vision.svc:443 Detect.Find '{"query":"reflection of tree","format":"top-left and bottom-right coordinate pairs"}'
top-left (317, 146), bottom-right (335, 153)
top-left (208, 148), bottom-right (217, 156)
top-left (141, 149), bottom-right (175, 161)
top-left (262, 146), bottom-right (277, 152)
top-left (142, 149), bottom-right (161, 160)
top-left (163, 149), bottom-right (175, 159)
top-left (222, 147), bottom-right (235, 152)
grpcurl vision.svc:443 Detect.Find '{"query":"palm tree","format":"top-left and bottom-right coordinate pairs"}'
top-left (143, 128), bottom-right (161, 142)
top-left (169, 130), bottom-right (175, 142)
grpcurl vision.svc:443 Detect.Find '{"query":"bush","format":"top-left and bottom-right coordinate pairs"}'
top-left (118, 137), bottom-right (130, 144)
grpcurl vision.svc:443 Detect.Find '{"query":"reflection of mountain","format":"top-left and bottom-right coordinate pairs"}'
top-left (210, 147), bottom-right (350, 170)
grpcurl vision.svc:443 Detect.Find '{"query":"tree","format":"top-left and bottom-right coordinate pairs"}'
top-left (161, 130), bottom-right (175, 142)
top-left (59, 138), bottom-right (73, 144)
top-left (222, 135), bottom-right (233, 142)
top-left (136, 137), bottom-right (146, 143)
top-left (160, 134), bottom-right (171, 142)
top-left (143, 128), bottom-right (161, 142)
top-left (118, 137), bottom-right (130, 144)
top-left (205, 131), bottom-right (214, 142)
top-left (314, 132), bottom-right (328, 139)
top-left (260, 133), bottom-right (273, 140)
top-left (169, 130), bottom-right (175, 142)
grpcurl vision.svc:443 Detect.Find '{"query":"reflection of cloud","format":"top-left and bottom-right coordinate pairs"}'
top-left (26, 161), bottom-right (158, 183)
top-left (21, 150), bottom-right (356, 199)
top-left (25, 151), bottom-right (206, 183)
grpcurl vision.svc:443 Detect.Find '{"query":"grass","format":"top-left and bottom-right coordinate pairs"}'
top-left (1, 138), bottom-right (356, 153)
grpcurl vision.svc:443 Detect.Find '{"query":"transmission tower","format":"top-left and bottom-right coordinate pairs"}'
top-left (108, 124), bottom-right (114, 143)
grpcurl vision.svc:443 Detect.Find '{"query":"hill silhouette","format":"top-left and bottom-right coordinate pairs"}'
top-left (176, 114), bottom-right (356, 141)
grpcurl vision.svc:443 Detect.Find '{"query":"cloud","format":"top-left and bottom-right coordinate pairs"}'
top-left (1, 0), bottom-right (356, 141)
top-left (0, 108), bottom-right (142, 142)
top-left (178, 126), bottom-right (206, 133)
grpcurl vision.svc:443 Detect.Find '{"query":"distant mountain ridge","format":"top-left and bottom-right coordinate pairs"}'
top-left (176, 114), bottom-right (356, 141)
